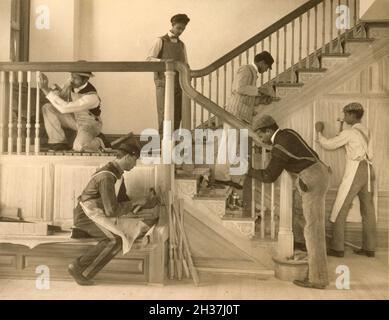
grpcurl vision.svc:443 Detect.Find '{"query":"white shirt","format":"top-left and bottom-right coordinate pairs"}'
top-left (146, 31), bottom-right (188, 63)
top-left (46, 82), bottom-right (100, 114)
top-left (318, 123), bottom-right (373, 161)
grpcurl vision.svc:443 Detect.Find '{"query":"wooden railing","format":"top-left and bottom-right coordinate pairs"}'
top-left (186, 0), bottom-right (361, 132)
top-left (0, 61), bottom-right (165, 155)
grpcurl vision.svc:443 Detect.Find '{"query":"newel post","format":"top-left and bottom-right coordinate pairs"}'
top-left (277, 170), bottom-right (294, 259)
top-left (162, 60), bottom-right (176, 192)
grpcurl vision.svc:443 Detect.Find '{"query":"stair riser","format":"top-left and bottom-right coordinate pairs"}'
top-left (298, 73), bottom-right (325, 84)
top-left (222, 220), bottom-right (256, 239)
top-left (368, 28), bottom-right (389, 39)
top-left (344, 42), bottom-right (374, 54)
top-left (175, 179), bottom-right (197, 199)
top-left (276, 87), bottom-right (302, 99)
top-left (321, 57), bottom-right (348, 69)
top-left (194, 199), bottom-right (226, 217)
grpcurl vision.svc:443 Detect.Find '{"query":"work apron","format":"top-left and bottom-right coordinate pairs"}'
top-left (329, 128), bottom-right (373, 223)
top-left (80, 171), bottom-right (150, 254)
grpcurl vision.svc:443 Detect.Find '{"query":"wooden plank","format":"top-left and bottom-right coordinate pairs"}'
top-left (0, 222), bottom-right (49, 236)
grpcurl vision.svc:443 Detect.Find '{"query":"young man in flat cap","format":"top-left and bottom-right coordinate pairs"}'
top-left (214, 52), bottom-right (275, 193)
top-left (69, 140), bottom-right (151, 285)
top-left (147, 14), bottom-right (190, 135)
top-left (224, 51), bottom-right (274, 124)
top-left (316, 102), bottom-right (376, 258)
top-left (247, 115), bottom-right (331, 289)
top-left (39, 71), bottom-right (108, 152)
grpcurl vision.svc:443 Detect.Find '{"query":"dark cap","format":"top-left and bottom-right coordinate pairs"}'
top-left (253, 114), bottom-right (277, 131)
top-left (171, 14), bottom-right (190, 25)
top-left (254, 51), bottom-right (274, 70)
top-left (118, 140), bottom-right (141, 159)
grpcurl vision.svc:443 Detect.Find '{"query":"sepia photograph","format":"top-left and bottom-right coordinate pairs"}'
top-left (0, 0), bottom-right (388, 307)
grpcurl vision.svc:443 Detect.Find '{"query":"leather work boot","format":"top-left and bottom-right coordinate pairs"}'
top-left (68, 261), bottom-right (95, 286)
top-left (327, 249), bottom-right (344, 257)
top-left (293, 279), bottom-right (326, 290)
top-left (353, 248), bottom-right (375, 257)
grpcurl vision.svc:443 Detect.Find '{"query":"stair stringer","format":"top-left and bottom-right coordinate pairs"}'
top-left (255, 37), bottom-right (389, 123)
top-left (181, 194), bottom-right (276, 269)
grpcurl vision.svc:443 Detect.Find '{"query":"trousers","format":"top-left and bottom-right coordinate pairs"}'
top-left (73, 204), bottom-right (122, 280)
top-left (331, 161), bottom-right (376, 252)
top-left (42, 103), bottom-right (102, 151)
top-left (297, 162), bottom-right (330, 286)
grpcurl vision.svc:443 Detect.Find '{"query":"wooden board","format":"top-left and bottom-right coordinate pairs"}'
top-left (0, 222), bottom-right (50, 236)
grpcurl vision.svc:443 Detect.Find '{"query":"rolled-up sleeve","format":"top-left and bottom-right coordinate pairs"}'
top-left (146, 38), bottom-right (163, 62)
top-left (46, 91), bottom-right (100, 114)
top-left (318, 131), bottom-right (350, 150)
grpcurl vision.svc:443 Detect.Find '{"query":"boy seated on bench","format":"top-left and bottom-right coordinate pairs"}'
top-left (69, 140), bottom-right (158, 285)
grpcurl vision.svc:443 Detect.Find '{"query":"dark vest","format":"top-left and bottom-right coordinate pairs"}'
top-left (155, 34), bottom-right (186, 82)
top-left (76, 82), bottom-right (102, 117)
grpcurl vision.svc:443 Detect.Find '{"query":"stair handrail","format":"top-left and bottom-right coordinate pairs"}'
top-left (175, 61), bottom-right (271, 149)
top-left (191, 0), bottom-right (323, 78)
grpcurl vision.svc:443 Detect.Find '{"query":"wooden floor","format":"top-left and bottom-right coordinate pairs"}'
top-left (0, 248), bottom-right (387, 300)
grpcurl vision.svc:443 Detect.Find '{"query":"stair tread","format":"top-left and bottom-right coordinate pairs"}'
top-left (345, 37), bottom-right (375, 42)
top-left (194, 193), bottom-right (227, 200)
top-left (274, 82), bottom-right (304, 87)
top-left (296, 68), bottom-right (327, 73)
top-left (222, 214), bottom-right (256, 221)
top-left (321, 53), bottom-right (351, 57)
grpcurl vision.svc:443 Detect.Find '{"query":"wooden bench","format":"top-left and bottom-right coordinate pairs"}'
top-left (0, 219), bottom-right (169, 285)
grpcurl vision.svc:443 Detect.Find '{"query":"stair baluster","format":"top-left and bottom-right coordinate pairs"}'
top-left (306, 10), bottom-right (311, 69)
top-left (208, 73), bottom-right (212, 128)
top-left (215, 68), bottom-right (220, 127)
top-left (276, 30), bottom-right (280, 82)
top-left (291, 20), bottom-right (296, 83)
top-left (313, 5), bottom-right (319, 65)
top-left (8, 71), bottom-right (14, 155)
top-left (223, 64), bottom-right (227, 108)
top-left (322, 1), bottom-right (326, 54)
top-left (34, 71), bottom-right (40, 155)
top-left (16, 71), bottom-right (23, 155)
top-left (200, 77), bottom-right (204, 129)
top-left (283, 25), bottom-right (287, 79)
top-left (192, 78), bottom-right (197, 130)
top-left (260, 147), bottom-right (266, 238)
top-left (299, 15), bottom-right (303, 68)
top-left (330, 0), bottom-right (334, 53)
top-left (268, 35), bottom-right (272, 83)
top-left (26, 71), bottom-right (31, 155)
top-left (335, 0), bottom-right (343, 53)
top-left (261, 41), bottom-right (265, 86)
top-left (0, 71), bottom-right (5, 154)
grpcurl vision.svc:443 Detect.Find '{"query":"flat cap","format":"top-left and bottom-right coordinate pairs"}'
top-left (118, 139), bottom-right (141, 158)
top-left (343, 102), bottom-right (364, 112)
top-left (253, 114), bottom-right (277, 131)
top-left (171, 14), bottom-right (190, 25)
